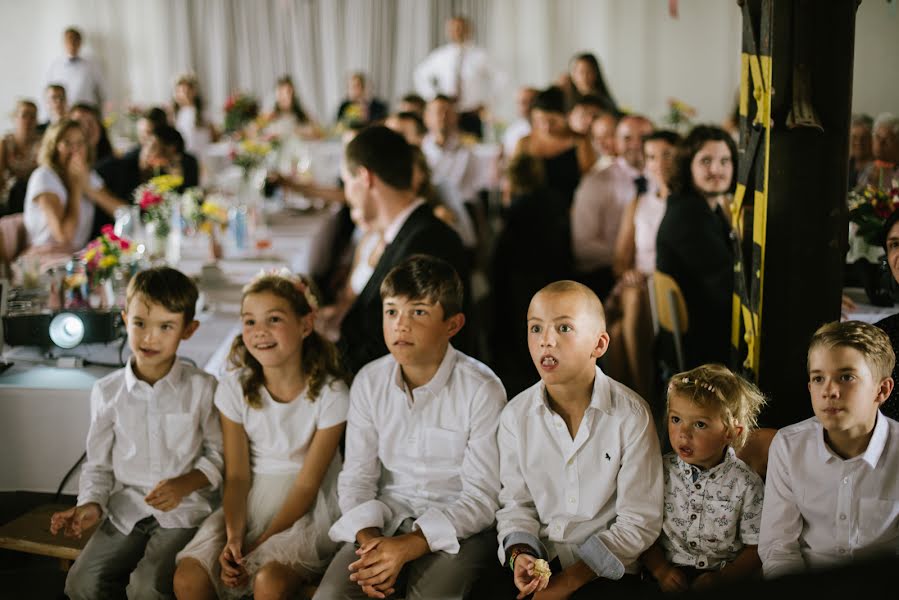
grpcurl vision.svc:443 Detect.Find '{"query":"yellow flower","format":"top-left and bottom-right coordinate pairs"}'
top-left (83, 248), bottom-right (98, 263)
top-left (150, 174), bottom-right (184, 193)
top-left (99, 256), bottom-right (118, 269)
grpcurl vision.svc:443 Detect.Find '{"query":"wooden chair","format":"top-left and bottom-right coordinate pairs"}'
top-left (653, 271), bottom-right (689, 372)
top-left (0, 503), bottom-right (96, 571)
top-left (736, 427), bottom-right (778, 481)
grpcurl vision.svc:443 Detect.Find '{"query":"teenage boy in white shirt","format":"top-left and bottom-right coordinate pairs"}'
top-left (494, 280), bottom-right (663, 599)
top-left (760, 321), bottom-right (899, 578)
top-left (316, 254), bottom-right (505, 600)
top-left (51, 267), bottom-right (222, 600)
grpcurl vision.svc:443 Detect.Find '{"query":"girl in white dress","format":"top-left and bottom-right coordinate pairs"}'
top-left (174, 270), bottom-right (350, 599)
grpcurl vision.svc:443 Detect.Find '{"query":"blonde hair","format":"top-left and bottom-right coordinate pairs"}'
top-left (808, 320), bottom-right (895, 381)
top-left (536, 280), bottom-right (606, 329)
top-left (228, 272), bottom-right (350, 409)
top-left (38, 119), bottom-right (95, 174)
top-left (666, 364), bottom-right (767, 450)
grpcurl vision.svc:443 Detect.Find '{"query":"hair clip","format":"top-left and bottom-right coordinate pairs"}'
top-left (256, 268), bottom-right (319, 311)
top-left (681, 376), bottom-right (717, 394)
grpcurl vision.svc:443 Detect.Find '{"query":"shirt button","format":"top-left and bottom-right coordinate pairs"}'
top-left (709, 474), bottom-right (716, 480)
top-left (698, 561), bottom-right (705, 567)
top-left (694, 483), bottom-right (702, 490)
top-left (690, 541), bottom-right (697, 548)
top-left (842, 477), bottom-right (849, 485)
top-left (839, 514), bottom-right (847, 521)
top-left (690, 514), bottom-right (697, 521)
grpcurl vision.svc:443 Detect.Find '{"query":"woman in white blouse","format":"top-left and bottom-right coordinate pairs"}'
top-left (172, 74), bottom-right (217, 158)
top-left (23, 119), bottom-right (123, 252)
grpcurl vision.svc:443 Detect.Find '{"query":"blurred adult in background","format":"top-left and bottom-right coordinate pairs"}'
top-left (135, 106), bottom-right (169, 149)
top-left (848, 114), bottom-right (874, 190)
top-left (857, 113), bottom-right (899, 191)
top-left (590, 110), bottom-right (619, 171)
top-left (385, 111), bottom-right (426, 147)
top-left (567, 94), bottom-right (606, 136)
top-left (512, 86), bottom-right (595, 211)
top-left (571, 114), bottom-right (653, 299)
top-left (266, 75), bottom-right (322, 139)
top-left (564, 52), bottom-right (618, 114)
top-left (335, 72), bottom-right (388, 128)
top-left (171, 73), bottom-right (216, 158)
top-left (37, 84), bottom-right (67, 135)
top-left (656, 125), bottom-right (738, 371)
top-left (397, 93), bottom-right (426, 117)
top-left (414, 15), bottom-right (501, 138)
top-left (23, 119), bottom-right (123, 253)
top-left (0, 100), bottom-right (40, 214)
top-left (44, 27), bottom-right (106, 113)
top-left (69, 103), bottom-right (113, 163)
top-left (502, 86), bottom-right (536, 159)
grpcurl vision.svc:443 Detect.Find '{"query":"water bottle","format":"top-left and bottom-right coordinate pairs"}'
top-left (230, 203), bottom-right (248, 251)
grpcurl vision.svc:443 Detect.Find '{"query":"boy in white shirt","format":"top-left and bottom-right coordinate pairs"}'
top-left (51, 267), bottom-right (223, 600)
top-left (494, 280), bottom-right (663, 599)
top-left (759, 321), bottom-right (899, 578)
top-left (316, 254), bottom-right (506, 600)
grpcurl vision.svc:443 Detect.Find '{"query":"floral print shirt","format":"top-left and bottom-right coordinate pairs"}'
top-left (659, 447), bottom-right (764, 570)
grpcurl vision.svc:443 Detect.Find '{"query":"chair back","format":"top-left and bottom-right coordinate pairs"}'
top-left (653, 270), bottom-right (689, 371)
top-left (0, 213), bottom-right (27, 277)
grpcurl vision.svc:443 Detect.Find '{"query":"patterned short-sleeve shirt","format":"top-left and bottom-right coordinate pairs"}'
top-left (660, 448), bottom-right (764, 570)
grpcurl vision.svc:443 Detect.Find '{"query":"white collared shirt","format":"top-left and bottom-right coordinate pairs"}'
top-left (421, 133), bottom-right (481, 204)
top-left (660, 449), bottom-right (764, 571)
top-left (77, 359), bottom-right (223, 535)
top-left (45, 54), bottom-right (106, 109)
top-left (413, 43), bottom-right (500, 112)
top-left (383, 198), bottom-right (426, 244)
top-left (329, 346), bottom-right (506, 554)
top-left (759, 414), bottom-right (899, 579)
top-left (496, 367), bottom-right (663, 577)
top-left (571, 158), bottom-right (652, 272)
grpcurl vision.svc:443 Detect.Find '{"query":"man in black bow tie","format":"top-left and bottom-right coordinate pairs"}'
top-left (44, 27), bottom-right (106, 114)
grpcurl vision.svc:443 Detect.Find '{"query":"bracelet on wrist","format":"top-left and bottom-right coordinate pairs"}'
top-left (508, 547), bottom-right (536, 571)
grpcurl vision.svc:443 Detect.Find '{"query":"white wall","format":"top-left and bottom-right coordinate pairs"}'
top-left (0, 0), bottom-right (895, 128)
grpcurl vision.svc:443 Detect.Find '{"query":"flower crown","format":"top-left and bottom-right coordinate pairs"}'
top-left (255, 267), bottom-right (319, 311)
top-left (674, 376), bottom-right (717, 394)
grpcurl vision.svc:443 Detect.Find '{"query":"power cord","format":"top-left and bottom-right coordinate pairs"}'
top-left (54, 451), bottom-right (86, 502)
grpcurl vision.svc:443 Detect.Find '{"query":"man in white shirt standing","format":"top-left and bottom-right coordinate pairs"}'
top-left (414, 15), bottom-right (499, 139)
top-left (502, 86), bottom-right (537, 159)
top-left (571, 115), bottom-right (654, 299)
top-left (45, 27), bottom-right (106, 112)
top-left (759, 321), bottom-right (899, 579)
top-left (490, 280), bottom-right (662, 598)
top-left (317, 254), bottom-right (505, 600)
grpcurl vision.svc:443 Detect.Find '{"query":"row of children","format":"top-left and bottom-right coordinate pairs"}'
top-left (49, 254), bottom-right (899, 599)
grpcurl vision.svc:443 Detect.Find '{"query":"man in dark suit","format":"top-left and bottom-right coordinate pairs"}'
top-left (338, 126), bottom-right (469, 374)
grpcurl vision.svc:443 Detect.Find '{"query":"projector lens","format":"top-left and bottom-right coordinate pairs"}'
top-left (49, 313), bottom-right (85, 349)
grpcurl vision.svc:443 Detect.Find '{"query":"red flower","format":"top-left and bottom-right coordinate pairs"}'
top-left (140, 190), bottom-right (162, 210)
top-left (119, 239), bottom-right (131, 250)
top-left (224, 97), bottom-right (235, 111)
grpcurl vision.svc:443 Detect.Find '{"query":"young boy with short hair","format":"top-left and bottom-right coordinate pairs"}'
top-left (759, 320), bottom-right (899, 578)
top-left (494, 280), bottom-right (663, 598)
top-left (50, 267), bottom-right (223, 600)
top-left (315, 254), bottom-right (506, 600)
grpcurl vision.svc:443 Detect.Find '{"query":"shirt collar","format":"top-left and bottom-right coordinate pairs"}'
top-left (423, 132), bottom-right (461, 152)
top-left (529, 365), bottom-right (613, 415)
top-left (674, 446), bottom-right (737, 482)
top-left (814, 413), bottom-right (888, 467)
top-left (391, 345), bottom-right (458, 396)
top-left (383, 198), bottom-right (425, 243)
top-left (615, 157), bottom-right (643, 180)
top-left (124, 357), bottom-right (183, 393)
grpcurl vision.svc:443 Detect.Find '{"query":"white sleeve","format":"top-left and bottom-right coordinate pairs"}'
top-left (77, 384), bottom-right (116, 512)
top-left (414, 50), bottom-right (439, 100)
top-left (759, 433), bottom-right (807, 578)
top-left (214, 375), bottom-right (245, 424)
top-left (25, 167), bottom-right (66, 206)
top-left (192, 376), bottom-right (224, 490)
top-left (317, 380), bottom-right (349, 430)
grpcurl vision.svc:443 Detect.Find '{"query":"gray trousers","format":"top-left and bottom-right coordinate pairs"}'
top-left (65, 516), bottom-right (197, 600)
top-left (314, 528), bottom-right (496, 600)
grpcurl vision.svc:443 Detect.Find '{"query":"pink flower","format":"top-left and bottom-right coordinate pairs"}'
top-left (119, 239), bottom-right (130, 250)
top-left (140, 190), bottom-right (162, 210)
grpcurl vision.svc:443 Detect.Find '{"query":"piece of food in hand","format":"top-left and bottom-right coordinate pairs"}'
top-left (532, 558), bottom-right (552, 579)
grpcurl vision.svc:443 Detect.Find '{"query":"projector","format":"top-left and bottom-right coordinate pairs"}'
top-left (3, 310), bottom-right (124, 349)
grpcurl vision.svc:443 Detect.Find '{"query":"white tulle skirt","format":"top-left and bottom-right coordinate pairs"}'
top-left (176, 470), bottom-right (340, 598)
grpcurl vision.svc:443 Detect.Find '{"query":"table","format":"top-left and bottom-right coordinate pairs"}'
top-left (843, 287), bottom-right (899, 324)
top-left (0, 207), bottom-right (334, 494)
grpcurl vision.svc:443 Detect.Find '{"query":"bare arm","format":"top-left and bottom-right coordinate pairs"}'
top-left (220, 414), bottom-right (252, 546)
top-left (85, 186), bottom-right (127, 218)
top-left (575, 136), bottom-right (597, 174)
top-left (717, 545), bottom-right (761, 583)
top-left (612, 197), bottom-right (639, 278)
top-left (35, 190), bottom-right (80, 246)
top-left (248, 422), bottom-right (345, 550)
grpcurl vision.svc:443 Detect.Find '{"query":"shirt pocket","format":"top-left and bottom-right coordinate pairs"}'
top-left (164, 414), bottom-right (197, 458)
top-left (858, 498), bottom-right (899, 547)
top-left (423, 427), bottom-right (467, 465)
top-left (700, 499), bottom-right (741, 554)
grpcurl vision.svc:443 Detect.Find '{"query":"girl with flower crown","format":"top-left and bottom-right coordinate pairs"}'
top-left (641, 364), bottom-right (767, 593)
top-left (174, 270), bottom-right (350, 599)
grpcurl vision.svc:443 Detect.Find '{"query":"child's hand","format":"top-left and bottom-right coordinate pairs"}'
top-left (349, 536), bottom-right (411, 599)
top-left (145, 477), bottom-right (188, 512)
top-left (49, 503), bottom-right (101, 538)
top-left (513, 553), bottom-right (551, 599)
top-left (219, 538), bottom-right (248, 588)
top-left (656, 564), bottom-right (689, 593)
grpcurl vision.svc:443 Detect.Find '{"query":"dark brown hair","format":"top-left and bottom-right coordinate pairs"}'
top-left (344, 125), bottom-right (413, 191)
top-left (228, 273), bottom-right (349, 409)
top-left (671, 125), bottom-right (738, 196)
top-left (126, 267), bottom-right (198, 323)
top-left (380, 255), bottom-right (463, 318)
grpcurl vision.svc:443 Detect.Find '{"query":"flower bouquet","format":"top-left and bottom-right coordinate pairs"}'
top-left (134, 174), bottom-right (184, 258)
top-left (847, 180), bottom-right (899, 305)
top-left (664, 97), bottom-right (697, 133)
top-left (223, 93), bottom-right (259, 134)
top-left (181, 188), bottom-right (229, 261)
top-left (79, 225), bottom-right (134, 308)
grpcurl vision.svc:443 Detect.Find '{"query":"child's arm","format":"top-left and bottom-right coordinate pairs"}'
top-left (694, 545), bottom-right (761, 590)
top-left (641, 541), bottom-right (689, 593)
top-left (758, 433), bottom-right (806, 578)
top-left (219, 413), bottom-right (252, 588)
top-left (410, 379), bottom-right (506, 554)
top-left (245, 422), bottom-right (345, 553)
top-left (329, 381), bottom-right (390, 544)
top-left (144, 469), bottom-right (211, 512)
top-left (575, 403), bottom-right (663, 580)
top-left (73, 385), bottom-right (117, 516)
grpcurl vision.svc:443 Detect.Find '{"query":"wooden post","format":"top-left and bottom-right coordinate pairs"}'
top-left (737, 0), bottom-right (858, 428)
